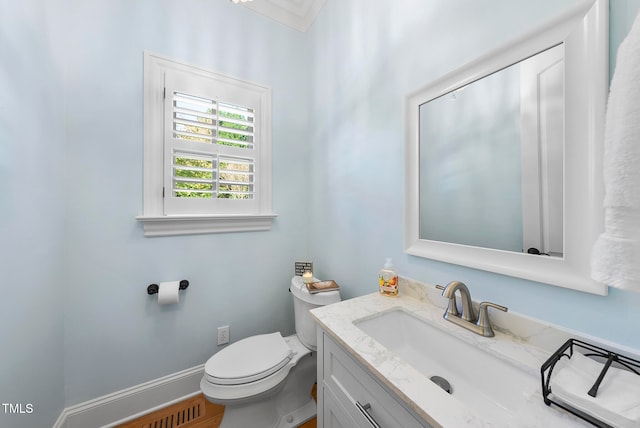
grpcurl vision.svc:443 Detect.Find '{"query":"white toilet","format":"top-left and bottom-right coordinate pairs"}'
top-left (200, 276), bottom-right (341, 428)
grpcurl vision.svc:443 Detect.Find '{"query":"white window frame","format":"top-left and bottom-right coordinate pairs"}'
top-left (137, 52), bottom-right (276, 236)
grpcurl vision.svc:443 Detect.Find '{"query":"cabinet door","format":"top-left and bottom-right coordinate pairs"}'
top-left (322, 334), bottom-right (429, 428)
top-left (322, 382), bottom-right (360, 428)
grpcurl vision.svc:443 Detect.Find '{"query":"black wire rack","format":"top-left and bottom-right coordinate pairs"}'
top-left (540, 338), bottom-right (640, 427)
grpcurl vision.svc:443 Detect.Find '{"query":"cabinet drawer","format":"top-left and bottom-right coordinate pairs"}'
top-left (323, 334), bottom-right (428, 428)
top-left (322, 381), bottom-right (359, 428)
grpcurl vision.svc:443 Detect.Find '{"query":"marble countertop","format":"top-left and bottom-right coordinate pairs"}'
top-left (310, 277), bottom-right (593, 428)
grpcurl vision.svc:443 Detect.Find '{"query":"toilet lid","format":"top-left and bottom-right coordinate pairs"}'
top-left (205, 332), bottom-right (293, 385)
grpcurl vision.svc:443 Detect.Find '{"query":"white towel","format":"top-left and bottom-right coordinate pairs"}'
top-left (591, 10), bottom-right (640, 292)
top-left (550, 352), bottom-right (640, 428)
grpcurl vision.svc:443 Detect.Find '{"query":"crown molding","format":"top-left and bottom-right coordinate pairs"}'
top-left (241, 0), bottom-right (326, 32)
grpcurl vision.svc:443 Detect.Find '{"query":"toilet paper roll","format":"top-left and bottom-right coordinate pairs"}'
top-left (158, 281), bottom-right (180, 305)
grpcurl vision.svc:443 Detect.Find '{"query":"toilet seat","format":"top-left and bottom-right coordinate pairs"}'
top-left (201, 334), bottom-right (311, 405)
top-left (205, 332), bottom-right (293, 385)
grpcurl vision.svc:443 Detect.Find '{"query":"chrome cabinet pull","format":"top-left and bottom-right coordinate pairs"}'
top-left (356, 401), bottom-right (382, 428)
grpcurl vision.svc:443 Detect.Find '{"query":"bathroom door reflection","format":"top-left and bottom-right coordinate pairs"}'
top-left (418, 45), bottom-right (564, 256)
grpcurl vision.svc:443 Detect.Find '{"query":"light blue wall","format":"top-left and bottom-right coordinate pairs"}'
top-left (2, 1), bottom-right (640, 427)
top-left (308, 0), bottom-right (640, 353)
top-left (610, 0), bottom-right (640, 77)
top-left (2, 0), bottom-right (312, 425)
top-left (0, 1), bottom-right (66, 427)
top-left (58, 0), bottom-right (312, 407)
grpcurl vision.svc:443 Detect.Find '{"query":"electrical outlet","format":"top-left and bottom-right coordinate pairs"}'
top-left (217, 325), bottom-right (230, 345)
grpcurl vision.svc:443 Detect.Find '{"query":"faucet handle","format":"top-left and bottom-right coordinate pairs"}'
top-left (477, 302), bottom-right (508, 337)
top-left (479, 302), bottom-right (508, 312)
top-left (435, 284), bottom-right (445, 291)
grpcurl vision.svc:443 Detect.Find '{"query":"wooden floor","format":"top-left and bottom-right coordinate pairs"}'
top-left (116, 385), bottom-right (317, 428)
top-left (299, 414), bottom-right (317, 428)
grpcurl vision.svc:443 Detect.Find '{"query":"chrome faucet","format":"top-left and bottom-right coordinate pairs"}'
top-left (439, 281), bottom-right (475, 321)
top-left (436, 281), bottom-right (508, 337)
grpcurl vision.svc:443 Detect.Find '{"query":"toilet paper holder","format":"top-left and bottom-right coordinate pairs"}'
top-left (147, 280), bottom-right (189, 295)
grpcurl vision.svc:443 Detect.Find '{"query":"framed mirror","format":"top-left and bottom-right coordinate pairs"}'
top-left (404, 0), bottom-right (609, 295)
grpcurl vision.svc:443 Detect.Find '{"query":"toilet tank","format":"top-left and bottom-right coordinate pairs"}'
top-left (289, 276), bottom-right (341, 350)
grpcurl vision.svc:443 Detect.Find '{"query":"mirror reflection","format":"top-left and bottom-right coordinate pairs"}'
top-left (418, 44), bottom-right (564, 257)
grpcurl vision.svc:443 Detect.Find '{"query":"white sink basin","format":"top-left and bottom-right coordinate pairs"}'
top-left (354, 308), bottom-right (538, 424)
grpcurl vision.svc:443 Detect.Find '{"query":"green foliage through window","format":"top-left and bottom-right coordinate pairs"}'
top-left (171, 93), bottom-right (255, 200)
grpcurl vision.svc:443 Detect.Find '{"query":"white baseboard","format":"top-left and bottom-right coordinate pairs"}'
top-left (53, 365), bottom-right (204, 428)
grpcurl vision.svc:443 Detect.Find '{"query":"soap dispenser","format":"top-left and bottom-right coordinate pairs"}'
top-left (379, 258), bottom-right (398, 297)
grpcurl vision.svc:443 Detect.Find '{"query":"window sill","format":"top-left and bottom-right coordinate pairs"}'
top-left (136, 214), bottom-right (278, 237)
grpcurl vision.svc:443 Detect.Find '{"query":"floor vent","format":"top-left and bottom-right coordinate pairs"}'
top-left (148, 399), bottom-right (200, 427)
top-left (116, 385), bottom-right (317, 428)
top-left (116, 395), bottom-right (224, 428)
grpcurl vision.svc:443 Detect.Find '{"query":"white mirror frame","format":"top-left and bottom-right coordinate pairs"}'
top-left (404, 0), bottom-right (609, 295)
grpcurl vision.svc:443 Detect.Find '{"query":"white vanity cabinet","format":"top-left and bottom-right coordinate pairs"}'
top-left (317, 329), bottom-right (431, 428)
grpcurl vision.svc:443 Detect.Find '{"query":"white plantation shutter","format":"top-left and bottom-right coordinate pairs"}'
top-left (218, 156), bottom-right (255, 198)
top-left (172, 150), bottom-right (216, 198)
top-left (163, 69), bottom-right (261, 215)
top-left (217, 102), bottom-right (255, 149)
top-left (140, 53), bottom-right (275, 236)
